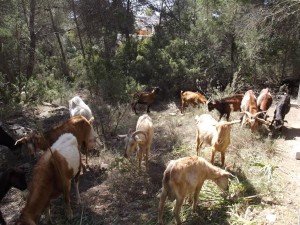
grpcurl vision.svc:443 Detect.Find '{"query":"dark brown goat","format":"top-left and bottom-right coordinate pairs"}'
top-left (0, 168), bottom-right (27, 225)
top-left (180, 91), bottom-right (207, 114)
top-left (131, 87), bottom-right (160, 114)
top-left (257, 88), bottom-right (273, 120)
top-left (207, 94), bottom-right (244, 121)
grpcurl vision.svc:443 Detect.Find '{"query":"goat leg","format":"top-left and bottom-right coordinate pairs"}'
top-left (173, 197), bottom-right (184, 225)
top-left (158, 189), bottom-right (168, 225)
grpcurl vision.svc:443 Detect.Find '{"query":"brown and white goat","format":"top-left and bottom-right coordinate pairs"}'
top-left (119, 114), bottom-right (154, 169)
top-left (241, 90), bottom-right (264, 132)
top-left (207, 94), bottom-right (244, 121)
top-left (256, 88), bottom-right (273, 120)
top-left (180, 90), bottom-right (207, 114)
top-left (15, 133), bottom-right (81, 225)
top-left (131, 87), bottom-right (160, 114)
top-left (158, 156), bottom-right (231, 225)
top-left (15, 115), bottom-right (96, 166)
top-left (195, 114), bottom-right (240, 167)
top-left (0, 168), bottom-right (27, 225)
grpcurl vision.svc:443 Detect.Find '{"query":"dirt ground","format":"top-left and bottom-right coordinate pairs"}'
top-left (0, 98), bottom-right (300, 225)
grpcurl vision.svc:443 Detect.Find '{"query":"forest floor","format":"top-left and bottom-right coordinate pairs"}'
top-left (0, 97), bottom-right (300, 225)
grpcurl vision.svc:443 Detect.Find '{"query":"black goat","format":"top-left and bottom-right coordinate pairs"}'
top-left (270, 94), bottom-right (291, 131)
top-left (0, 167), bottom-right (27, 225)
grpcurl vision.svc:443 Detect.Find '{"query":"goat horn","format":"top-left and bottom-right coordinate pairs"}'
top-left (255, 117), bottom-right (271, 125)
top-left (89, 117), bottom-right (95, 123)
top-left (254, 111), bottom-right (266, 118)
top-left (225, 120), bottom-right (241, 125)
top-left (131, 130), bottom-right (147, 141)
top-left (244, 111), bottom-right (251, 117)
top-left (15, 137), bottom-right (27, 145)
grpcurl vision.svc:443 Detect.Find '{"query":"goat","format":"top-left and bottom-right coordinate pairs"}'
top-left (207, 94), bottom-right (244, 121)
top-left (240, 90), bottom-right (264, 132)
top-left (158, 156), bottom-right (231, 225)
top-left (270, 94), bottom-right (291, 131)
top-left (180, 90), bottom-right (207, 114)
top-left (119, 114), bottom-right (154, 169)
top-left (0, 126), bottom-right (23, 152)
top-left (0, 168), bottom-right (27, 225)
top-left (69, 96), bottom-right (94, 121)
top-left (131, 87), bottom-right (160, 114)
top-left (15, 115), bottom-right (96, 166)
top-left (257, 88), bottom-right (273, 120)
top-left (195, 114), bottom-right (240, 167)
top-left (15, 133), bottom-right (81, 225)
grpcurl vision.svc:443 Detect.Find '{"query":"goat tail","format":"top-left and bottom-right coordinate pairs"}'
top-left (162, 168), bottom-right (175, 201)
top-left (180, 90), bottom-right (184, 96)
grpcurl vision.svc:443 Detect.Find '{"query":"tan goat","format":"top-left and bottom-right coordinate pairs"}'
top-left (241, 90), bottom-right (265, 132)
top-left (180, 90), bottom-right (207, 114)
top-left (15, 115), bottom-right (96, 166)
top-left (158, 156), bottom-right (231, 225)
top-left (195, 114), bottom-right (240, 167)
top-left (119, 114), bottom-right (154, 169)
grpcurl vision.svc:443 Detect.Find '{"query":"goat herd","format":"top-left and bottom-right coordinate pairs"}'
top-left (0, 87), bottom-right (292, 225)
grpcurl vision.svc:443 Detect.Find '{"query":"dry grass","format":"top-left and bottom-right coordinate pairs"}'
top-left (1, 100), bottom-right (295, 225)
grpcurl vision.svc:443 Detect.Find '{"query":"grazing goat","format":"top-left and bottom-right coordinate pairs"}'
top-left (69, 96), bottom-right (94, 121)
top-left (0, 126), bottom-right (23, 152)
top-left (131, 87), bottom-right (160, 114)
top-left (15, 133), bottom-right (81, 225)
top-left (257, 88), bottom-right (273, 120)
top-left (0, 168), bottom-right (27, 225)
top-left (270, 94), bottom-right (291, 131)
top-left (195, 114), bottom-right (240, 167)
top-left (180, 90), bottom-right (207, 114)
top-left (119, 114), bottom-right (154, 169)
top-left (207, 94), bottom-right (244, 121)
top-left (241, 90), bottom-right (264, 132)
top-left (15, 115), bottom-right (96, 166)
top-left (158, 156), bottom-right (231, 225)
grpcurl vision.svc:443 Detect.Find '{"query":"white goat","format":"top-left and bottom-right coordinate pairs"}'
top-left (158, 156), bottom-right (231, 225)
top-left (69, 96), bottom-right (94, 121)
top-left (119, 114), bottom-right (154, 169)
top-left (195, 114), bottom-right (240, 167)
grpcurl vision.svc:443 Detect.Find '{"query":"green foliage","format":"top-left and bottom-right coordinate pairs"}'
top-left (23, 74), bottom-right (71, 104)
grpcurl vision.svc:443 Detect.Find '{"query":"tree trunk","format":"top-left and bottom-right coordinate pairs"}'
top-left (46, 0), bottom-right (69, 78)
top-left (26, 0), bottom-right (37, 79)
top-left (69, 0), bottom-right (85, 59)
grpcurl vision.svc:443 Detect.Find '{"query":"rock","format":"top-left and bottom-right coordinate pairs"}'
top-left (266, 213), bottom-right (276, 223)
top-left (296, 151), bottom-right (300, 160)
